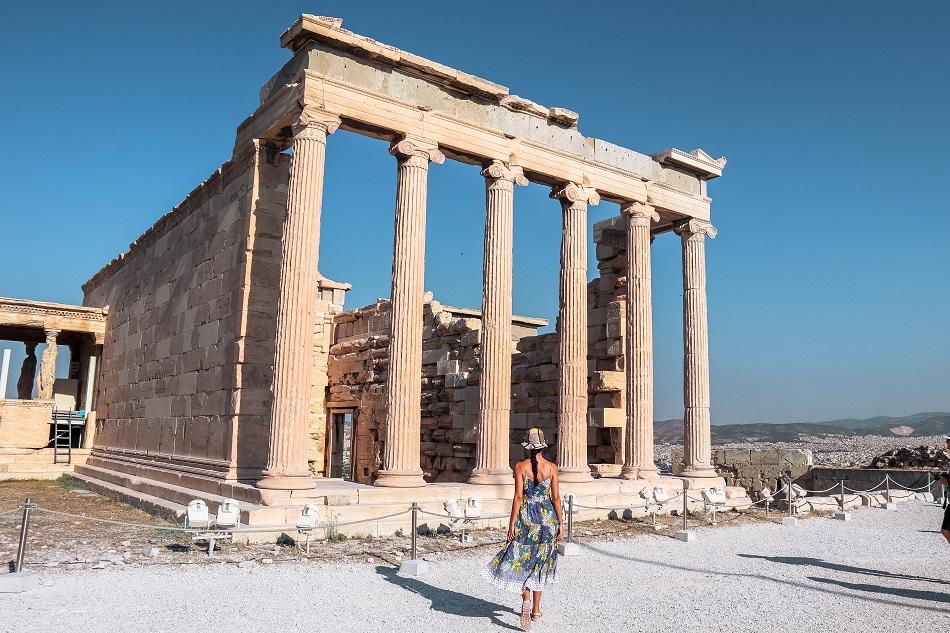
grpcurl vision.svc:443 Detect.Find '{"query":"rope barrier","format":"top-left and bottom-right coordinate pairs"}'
top-left (31, 507), bottom-right (201, 533)
top-left (30, 504), bottom-right (412, 533)
top-left (842, 478), bottom-right (889, 494)
top-left (415, 508), bottom-right (509, 521)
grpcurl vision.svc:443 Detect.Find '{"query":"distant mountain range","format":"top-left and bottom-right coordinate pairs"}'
top-left (654, 412), bottom-right (950, 443)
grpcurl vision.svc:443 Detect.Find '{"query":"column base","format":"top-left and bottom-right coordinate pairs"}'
top-left (375, 469), bottom-right (427, 488)
top-left (619, 466), bottom-right (660, 480)
top-left (679, 465), bottom-right (718, 479)
top-left (558, 466), bottom-right (593, 483)
top-left (255, 472), bottom-right (316, 491)
top-left (468, 468), bottom-right (513, 485)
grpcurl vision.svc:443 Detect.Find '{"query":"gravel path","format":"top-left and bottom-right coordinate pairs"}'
top-left (4, 503), bottom-right (948, 633)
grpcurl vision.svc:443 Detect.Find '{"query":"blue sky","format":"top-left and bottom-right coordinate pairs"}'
top-left (1, 1), bottom-right (947, 423)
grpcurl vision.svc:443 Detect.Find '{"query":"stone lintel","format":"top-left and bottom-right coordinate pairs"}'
top-left (0, 297), bottom-right (107, 337)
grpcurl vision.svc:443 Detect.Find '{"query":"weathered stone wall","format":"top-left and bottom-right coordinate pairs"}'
top-left (326, 216), bottom-right (633, 484)
top-left (328, 297), bottom-right (522, 483)
top-left (82, 144), bottom-right (294, 479)
top-left (672, 447), bottom-right (814, 491)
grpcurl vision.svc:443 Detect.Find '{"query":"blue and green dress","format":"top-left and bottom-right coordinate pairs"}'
top-left (483, 473), bottom-right (560, 592)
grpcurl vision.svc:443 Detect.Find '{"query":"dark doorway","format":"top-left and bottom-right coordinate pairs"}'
top-left (328, 410), bottom-right (355, 480)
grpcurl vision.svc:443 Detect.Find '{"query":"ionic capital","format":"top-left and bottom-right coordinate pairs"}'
top-left (481, 160), bottom-right (528, 186)
top-left (389, 136), bottom-right (445, 166)
top-left (673, 218), bottom-right (717, 240)
top-left (44, 329), bottom-right (60, 343)
top-left (292, 107), bottom-right (342, 140)
top-left (550, 182), bottom-right (600, 207)
top-left (621, 201), bottom-right (660, 224)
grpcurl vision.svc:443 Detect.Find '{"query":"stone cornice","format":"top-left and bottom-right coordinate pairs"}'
top-left (653, 148), bottom-right (727, 179)
top-left (0, 297), bottom-right (107, 321)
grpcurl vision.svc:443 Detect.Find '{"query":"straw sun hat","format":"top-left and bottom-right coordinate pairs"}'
top-left (521, 427), bottom-right (548, 450)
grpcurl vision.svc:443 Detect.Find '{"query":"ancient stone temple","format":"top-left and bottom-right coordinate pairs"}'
top-left (50, 14), bottom-right (736, 529)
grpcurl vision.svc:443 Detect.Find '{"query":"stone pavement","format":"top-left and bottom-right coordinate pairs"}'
top-left (3, 501), bottom-right (947, 632)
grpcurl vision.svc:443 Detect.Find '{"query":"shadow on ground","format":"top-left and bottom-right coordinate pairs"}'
top-left (375, 565), bottom-right (521, 631)
top-left (737, 554), bottom-right (950, 586)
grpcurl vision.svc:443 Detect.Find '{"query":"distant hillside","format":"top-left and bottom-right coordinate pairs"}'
top-left (653, 412), bottom-right (950, 444)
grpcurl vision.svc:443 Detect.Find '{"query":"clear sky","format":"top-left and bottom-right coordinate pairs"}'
top-left (1, 1), bottom-right (947, 423)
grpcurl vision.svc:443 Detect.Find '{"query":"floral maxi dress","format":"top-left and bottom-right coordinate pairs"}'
top-left (483, 474), bottom-right (559, 592)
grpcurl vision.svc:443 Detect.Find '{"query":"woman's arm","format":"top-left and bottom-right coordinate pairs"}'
top-left (507, 464), bottom-right (524, 541)
top-left (550, 468), bottom-right (565, 540)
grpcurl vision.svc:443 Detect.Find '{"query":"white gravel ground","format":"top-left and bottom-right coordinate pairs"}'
top-left (4, 502), bottom-right (948, 633)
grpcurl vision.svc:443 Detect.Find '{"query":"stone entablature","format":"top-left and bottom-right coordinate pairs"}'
top-left (0, 297), bottom-right (107, 339)
top-left (237, 15), bottom-right (724, 222)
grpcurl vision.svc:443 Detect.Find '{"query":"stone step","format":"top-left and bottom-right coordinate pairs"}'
top-left (0, 449), bottom-right (90, 464)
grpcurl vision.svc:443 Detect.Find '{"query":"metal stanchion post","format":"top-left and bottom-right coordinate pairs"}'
top-left (675, 482), bottom-right (695, 542)
top-left (1, 498), bottom-right (38, 593)
top-left (835, 480), bottom-right (850, 521)
top-left (558, 494), bottom-right (579, 555)
top-left (410, 502), bottom-right (418, 560)
top-left (14, 498), bottom-right (34, 573)
top-left (398, 502), bottom-right (427, 576)
top-left (943, 483), bottom-right (948, 509)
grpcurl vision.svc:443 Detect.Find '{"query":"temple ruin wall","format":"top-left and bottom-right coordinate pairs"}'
top-left (81, 145), bottom-right (292, 479)
top-left (326, 216), bottom-right (632, 483)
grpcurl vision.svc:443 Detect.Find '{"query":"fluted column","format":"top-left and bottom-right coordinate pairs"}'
top-left (551, 182), bottom-right (599, 482)
top-left (258, 108), bottom-right (340, 491)
top-left (376, 136), bottom-right (444, 488)
top-left (470, 161), bottom-right (527, 485)
top-left (674, 218), bottom-right (718, 478)
top-left (619, 202), bottom-right (660, 480)
top-left (37, 330), bottom-right (60, 401)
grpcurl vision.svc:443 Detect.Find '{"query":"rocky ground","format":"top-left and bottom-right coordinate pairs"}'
top-left (656, 435), bottom-right (947, 471)
top-left (3, 496), bottom-right (946, 633)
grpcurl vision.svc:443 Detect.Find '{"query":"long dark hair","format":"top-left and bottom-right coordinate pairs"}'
top-left (528, 448), bottom-right (543, 484)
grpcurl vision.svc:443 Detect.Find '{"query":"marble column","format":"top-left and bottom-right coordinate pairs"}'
top-left (470, 160), bottom-right (527, 485)
top-left (258, 108), bottom-right (340, 491)
top-left (37, 330), bottom-right (60, 401)
top-left (674, 218), bottom-right (718, 478)
top-left (376, 136), bottom-right (444, 488)
top-left (619, 202), bottom-right (660, 480)
top-left (551, 182), bottom-right (599, 482)
top-left (17, 342), bottom-right (37, 400)
top-left (0, 349), bottom-right (10, 400)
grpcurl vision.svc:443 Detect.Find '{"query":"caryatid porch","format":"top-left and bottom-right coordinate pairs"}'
top-left (0, 297), bottom-right (106, 452)
top-left (253, 15), bottom-right (728, 492)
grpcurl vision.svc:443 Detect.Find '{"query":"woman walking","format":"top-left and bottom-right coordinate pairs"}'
top-left (483, 428), bottom-right (564, 630)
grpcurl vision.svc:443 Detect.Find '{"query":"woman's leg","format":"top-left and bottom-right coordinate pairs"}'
top-left (532, 591), bottom-right (542, 617)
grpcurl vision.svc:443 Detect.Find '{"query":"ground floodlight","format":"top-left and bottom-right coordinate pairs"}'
top-left (761, 486), bottom-right (773, 500)
top-left (702, 487), bottom-right (727, 505)
top-left (215, 498), bottom-right (241, 529)
top-left (186, 499), bottom-right (209, 529)
top-left (297, 504), bottom-right (320, 530)
top-left (465, 497), bottom-right (482, 518)
top-left (639, 487), bottom-right (655, 503)
top-left (444, 499), bottom-right (462, 519)
top-left (653, 487), bottom-right (669, 504)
